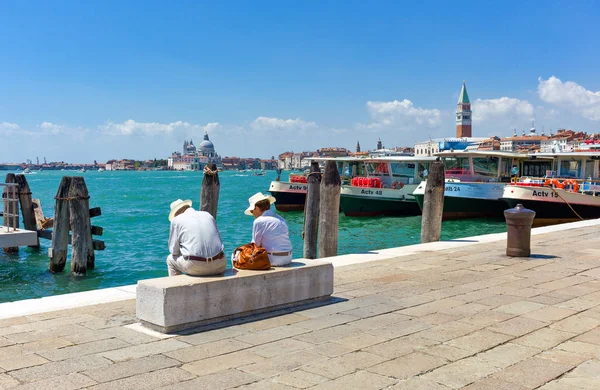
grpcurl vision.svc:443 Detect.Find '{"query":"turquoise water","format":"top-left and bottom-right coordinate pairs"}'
top-left (0, 170), bottom-right (507, 303)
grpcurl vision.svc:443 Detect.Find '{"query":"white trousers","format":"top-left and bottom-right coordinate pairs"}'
top-left (166, 254), bottom-right (226, 276)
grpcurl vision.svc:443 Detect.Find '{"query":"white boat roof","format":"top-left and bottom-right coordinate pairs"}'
top-left (533, 152), bottom-right (600, 158)
top-left (434, 150), bottom-right (552, 159)
top-left (309, 156), bottom-right (437, 163)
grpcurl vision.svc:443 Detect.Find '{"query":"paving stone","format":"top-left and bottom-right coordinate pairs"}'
top-left (177, 326), bottom-right (249, 345)
top-left (364, 319), bottom-right (432, 340)
top-left (458, 310), bottom-right (516, 326)
top-left (342, 303), bottom-right (404, 318)
top-left (493, 301), bottom-right (547, 315)
top-left (513, 327), bottom-right (576, 349)
top-left (310, 369), bottom-right (396, 390)
top-left (421, 344), bottom-right (473, 362)
top-left (83, 354), bottom-right (180, 383)
top-left (462, 377), bottom-right (529, 390)
top-left (181, 350), bottom-right (264, 377)
top-left (303, 351), bottom-right (388, 379)
top-left (240, 313), bottom-right (311, 331)
top-left (418, 313), bottom-right (461, 325)
top-left (13, 372), bottom-right (96, 390)
top-left (272, 369), bottom-right (330, 388)
top-left (362, 335), bottom-right (438, 359)
top-left (415, 320), bottom-right (482, 342)
top-left (293, 314), bottom-right (359, 331)
top-left (446, 329), bottom-right (512, 354)
top-left (37, 338), bottom-right (131, 361)
top-left (0, 353), bottom-right (48, 371)
top-left (248, 338), bottom-right (314, 358)
top-left (420, 356), bottom-right (499, 388)
top-left (491, 356), bottom-right (576, 389)
top-left (0, 338), bottom-right (15, 348)
top-left (550, 315), bottom-right (600, 334)
top-left (521, 306), bottom-right (577, 322)
top-left (235, 325), bottom-right (310, 345)
top-left (397, 298), bottom-right (467, 317)
top-left (331, 332), bottom-right (387, 350)
top-left (476, 343), bottom-right (541, 369)
top-left (87, 367), bottom-right (195, 390)
top-left (573, 327), bottom-right (600, 345)
top-left (293, 324), bottom-right (359, 345)
top-left (239, 350), bottom-right (324, 378)
top-left (556, 340), bottom-right (600, 357)
top-left (0, 345), bottom-right (28, 361)
top-left (164, 338), bottom-right (250, 363)
top-left (308, 342), bottom-right (356, 358)
top-left (536, 349), bottom-right (589, 366)
top-left (537, 379), bottom-right (592, 390)
top-left (367, 352), bottom-right (446, 379)
top-left (487, 316), bottom-right (548, 337)
top-left (555, 297), bottom-right (599, 311)
top-left (475, 294), bottom-right (524, 308)
top-left (346, 312), bottom-right (413, 330)
top-left (99, 338), bottom-right (189, 363)
top-left (296, 300), bottom-right (360, 319)
top-left (2, 324), bottom-right (91, 344)
top-left (0, 373), bottom-right (19, 388)
top-left (9, 355), bottom-right (112, 383)
top-left (390, 377), bottom-right (452, 389)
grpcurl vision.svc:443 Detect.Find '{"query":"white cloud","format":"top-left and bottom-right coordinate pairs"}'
top-left (538, 76), bottom-right (600, 121)
top-left (39, 121), bottom-right (65, 134)
top-left (100, 119), bottom-right (221, 136)
top-left (0, 122), bottom-right (20, 135)
top-left (250, 117), bottom-right (317, 132)
top-left (472, 97), bottom-right (534, 123)
top-left (362, 99), bottom-right (442, 129)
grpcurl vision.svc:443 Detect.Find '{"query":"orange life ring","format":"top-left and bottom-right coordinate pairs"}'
top-left (392, 181), bottom-right (404, 190)
top-left (392, 181), bottom-right (398, 189)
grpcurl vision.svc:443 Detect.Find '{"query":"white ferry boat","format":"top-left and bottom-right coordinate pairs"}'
top-left (412, 151), bottom-right (553, 219)
top-left (502, 152), bottom-right (600, 223)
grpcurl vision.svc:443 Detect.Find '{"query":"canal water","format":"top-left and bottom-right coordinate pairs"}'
top-left (0, 170), bottom-right (507, 303)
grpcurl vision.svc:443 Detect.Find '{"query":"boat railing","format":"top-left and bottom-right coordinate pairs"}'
top-left (1, 182), bottom-right (19, 232)
top-left (512, 176), bottom-right (600, 195)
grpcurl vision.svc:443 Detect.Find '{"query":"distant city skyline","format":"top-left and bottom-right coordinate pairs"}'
top-left (1, 1), bottom-right (599, 163)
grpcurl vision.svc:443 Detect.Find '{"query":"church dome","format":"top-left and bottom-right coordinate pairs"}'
top-left (199, 131), bottom-right (215, 151)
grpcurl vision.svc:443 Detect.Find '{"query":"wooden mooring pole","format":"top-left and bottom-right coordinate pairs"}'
top-left (318, 161), bottom-right (341, 258)
top-left (303, 161), bottom-right (321, 259)
top-left (2, 173), bottom-right (18, 253)
top-left (49, 177), bottom-right (72, 273)
top-left (15, 174), bottom-right (39, 248)
top-left (420, 159), bottom-right (445, 243)
top-left (69, 177), bottom-right (94, 274)
top-left (200, 163), bottom-right (220, 219)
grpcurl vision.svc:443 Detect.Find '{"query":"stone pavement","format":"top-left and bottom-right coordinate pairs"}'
top-left (2, 224), bottom-right (600, 389)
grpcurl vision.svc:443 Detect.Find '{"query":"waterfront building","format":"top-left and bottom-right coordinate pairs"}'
top-left (540, 129), bottom-right (589, 153)
top-left (500, 124), bottom-right (548, 152)
top-left (456, 82), bottom-right (472, 138)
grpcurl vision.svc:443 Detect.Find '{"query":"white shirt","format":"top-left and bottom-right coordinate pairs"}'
top-left (252, 209), bottom-right (292, 266)
top-left (169, 208), bottom-right (224, 258)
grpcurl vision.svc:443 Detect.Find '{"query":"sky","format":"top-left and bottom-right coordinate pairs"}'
top-left (1, 0), bottom-right (599, 163)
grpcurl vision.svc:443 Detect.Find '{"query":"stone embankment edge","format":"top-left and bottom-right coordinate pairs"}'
top-left (1, 218), bottom-right (599, 320)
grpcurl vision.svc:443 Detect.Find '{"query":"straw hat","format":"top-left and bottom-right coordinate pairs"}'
top-left (244, 192), bottom-right (276, 215)
top-left (168, 199), bottom-right (192, 221)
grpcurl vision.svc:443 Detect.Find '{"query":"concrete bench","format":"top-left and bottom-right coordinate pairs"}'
top-left (136, 260), bottom-right (334, 333)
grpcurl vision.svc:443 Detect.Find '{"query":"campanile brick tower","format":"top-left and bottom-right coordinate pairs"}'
top-left (456, 82), bottom-right (472, 138)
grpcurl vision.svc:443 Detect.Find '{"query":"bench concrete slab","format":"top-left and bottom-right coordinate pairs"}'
top-left (136, 260), bottom-right (333, 333)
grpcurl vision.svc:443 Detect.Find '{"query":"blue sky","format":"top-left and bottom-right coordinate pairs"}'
top-left (1, 1), bottom-right (599, 162)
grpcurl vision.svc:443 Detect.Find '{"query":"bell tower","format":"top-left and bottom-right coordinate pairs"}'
top-left (456, 82), bottom-right (472, 138)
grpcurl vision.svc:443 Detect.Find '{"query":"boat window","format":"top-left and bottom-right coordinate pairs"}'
top-left (560, 160), bottom-right (581, 178)
top-left (416, 162), bottom-right (429, 180)
top-left (443, 157), bottom-right (470, 176)
top-left (584, 160), bottom-right (595, 179)
top-left (371, 162), bottom-right (390, 177)
top-left (472, 157), bottom-right (499, 177)
top-left (522, 161), bottom-right (552, 177)
top-left (390, 162), bottom-right (414, 178)
top-left (499, 159), bottom-right (512, 178)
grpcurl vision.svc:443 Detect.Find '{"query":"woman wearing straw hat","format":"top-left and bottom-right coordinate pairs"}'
top-left (166, 199), bottom-right (226, 276)
top-left (244, 192), bottom-right (292, 266)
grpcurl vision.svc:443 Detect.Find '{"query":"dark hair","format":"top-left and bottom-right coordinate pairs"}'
top-left (255, 199), bottom-right (271, 211)
top-left (175, 205), bottom-right (190, 218)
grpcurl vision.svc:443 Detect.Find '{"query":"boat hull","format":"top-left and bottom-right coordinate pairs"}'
top-left (268, 181), bottom-right (307, 212)
top-left (412, 181), bottom-right (508, 220)
top-left (502, 185), bottom-right (600, 221)
top-left (340, 185), bottom-right (421, 217)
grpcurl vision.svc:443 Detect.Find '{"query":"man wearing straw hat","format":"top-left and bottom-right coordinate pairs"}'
top-left (167, 199), bottom-right (226, 276)
top-left (244, 192), bottom-right (292, 266)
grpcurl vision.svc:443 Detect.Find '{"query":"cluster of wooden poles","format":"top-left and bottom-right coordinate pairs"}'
top-left (2, 173), bottom-right (105, 276)
top-left (199, 159), bottom-right (446, 259)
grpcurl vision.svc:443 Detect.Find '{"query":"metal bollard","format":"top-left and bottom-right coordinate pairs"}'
top-left (504, 204), bottom-right (536, 257)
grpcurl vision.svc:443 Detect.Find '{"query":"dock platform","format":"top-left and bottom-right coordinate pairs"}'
top-left (1, 219), bottom-right (600, 389)
top-left (0, 226), bottom-right (38, 248)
